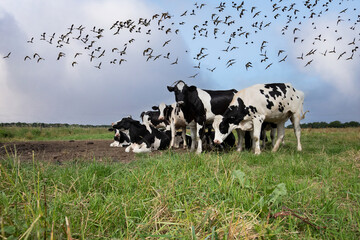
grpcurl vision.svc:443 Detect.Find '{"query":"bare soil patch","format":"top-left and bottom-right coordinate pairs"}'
top-left (0, 140), bottom-right (138, 164)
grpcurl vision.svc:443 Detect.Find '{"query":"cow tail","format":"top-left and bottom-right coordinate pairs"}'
top-left (301, 110), bottom-right (309, 120)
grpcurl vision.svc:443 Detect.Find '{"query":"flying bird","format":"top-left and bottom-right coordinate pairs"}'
top-left (245, 62), bottom-right (252, 70)
top-left (171, 58), bottom-right (178, 65)
top-left (57, 52), bottom-right (65, 60)
top-left (188, 73), bottom-right (198, 78)
top-left (119, 59), bottom-right (127, 65)
top-left (3, 52), bottom-right (11, 58)
top-left (304, 59), bottom-right (313, 67)
top-left (279, 55), bottom-right (288, 63)
top-left (94, 62), bottom-right (102, 69)
top-left (265, 63), bottom-right (273, 70)
top-left (163, 39), bottom-right (171, 47)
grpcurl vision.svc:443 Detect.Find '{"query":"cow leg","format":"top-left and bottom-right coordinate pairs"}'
top-left (270, 127), bottom-right (276, 148)
top-left (252, 120), bottom-right (262, 155)
top-left (235, 129), bottom-right (244, 152)
top-left (110, 141), bottom-right (120, 147)
top-left (261, 129), bottom-right (266, 149)
top-left (125, 143), bottom-right (136, 153)
top-left (272, 122), bottom-right (286, 152)
top-left (189, 123), bottom-right (197, 152)
top-left (196, 123), bottom-right (205, 154)
top-left (181, 126), bottom-right (187, 149)
top-left (291, 114), bottom-right (302, 151)
top-left (133, 143), bottom-right (152, 153)
top-left (170, 122), bottom-right (176, 149)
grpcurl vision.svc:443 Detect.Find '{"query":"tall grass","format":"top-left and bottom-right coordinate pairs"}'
top-left (1, 128), bottom-right (359, 239)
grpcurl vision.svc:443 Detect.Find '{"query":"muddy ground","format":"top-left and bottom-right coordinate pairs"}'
top-left (0, 140), bottom-right (146, 164)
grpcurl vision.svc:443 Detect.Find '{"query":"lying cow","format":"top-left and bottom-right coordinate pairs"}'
top-left (140, 110), bottom-right (168, 129)
top-left (112, 117), bottom-right (170, 153)
top-left (213, 83), bottom-right (304, 154)
top-left (108, 128), bottom-right (130, 147)
top-left (167, 80), bottom-right (239, 154)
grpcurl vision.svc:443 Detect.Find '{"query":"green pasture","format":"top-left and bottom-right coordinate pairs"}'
top-left (0, 126), bottom-right (112, 142)
top-left (0, 127), bottom-right (359, 239)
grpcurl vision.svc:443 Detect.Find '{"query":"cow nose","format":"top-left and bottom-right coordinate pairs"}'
top-left (214, 139), bottom-right (221, 145)
top-left (158, 116), bottom-right (164, 121)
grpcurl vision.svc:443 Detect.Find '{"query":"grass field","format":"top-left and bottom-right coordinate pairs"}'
top-left (1, 127), bottom-right (360, 239)
top-left (0, 126), bottom-right (112, 142)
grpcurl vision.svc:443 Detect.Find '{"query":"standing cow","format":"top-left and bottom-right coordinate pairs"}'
top-left (154, 102), bottom-right (189, 149)
top-left (213, 83), bottom-right (304, 154)
top-left (167, 80), bottom-right (239, 154)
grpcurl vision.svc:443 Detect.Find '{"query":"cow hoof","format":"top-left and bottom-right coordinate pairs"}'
top-left (254, 149), bottom-right (261, 155)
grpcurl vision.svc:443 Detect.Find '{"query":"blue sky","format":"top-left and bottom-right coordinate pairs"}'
top-left (0, 0), bottom-right (359, 125)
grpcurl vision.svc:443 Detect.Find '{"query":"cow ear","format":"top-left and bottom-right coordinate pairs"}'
top-left (152, 106), bottom-right (159, 110)
top-left (140, 112), bottom-right (145, 119)
top-left (188, 86), bottom-right (196, 91)
top-left (108, 128), bottom-right (114, 131)
top-left (167, 86), bottom-right (175, 92)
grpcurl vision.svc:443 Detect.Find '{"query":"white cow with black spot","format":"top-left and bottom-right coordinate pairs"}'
top-left (213, 83), bottom-right (305, 154)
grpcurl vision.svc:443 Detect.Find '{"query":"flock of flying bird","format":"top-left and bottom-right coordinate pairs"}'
top-left (2, 0), bottom-right (359, 77)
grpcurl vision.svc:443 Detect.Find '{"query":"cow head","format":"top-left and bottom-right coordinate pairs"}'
top-left (167, 80), bottom-right (196, 106)
top-left (213, 98), bottom-right (252, 144)
top-left (157, 103), bottom-right (173, 121)
top-left (112, 116), bottom-right (136, 131)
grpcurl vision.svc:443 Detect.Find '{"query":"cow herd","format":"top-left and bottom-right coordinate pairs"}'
top-left (109, 81), bottom-right (305, 155)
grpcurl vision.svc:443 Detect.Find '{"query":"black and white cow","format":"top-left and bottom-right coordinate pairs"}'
top-left (202, 127), bottom-right (236, 151)
top-left (260, 122), bottom-right (277, 149)
top-left (140, 110), bottom-right (168, 129)
top-left (112, 117), bottom-right (170, 153)
top-left (108, 128), bottom-right (130, 147)
top-left (167, 80), bottom-right (239, 154)
top-left (213, 83), bottom-right (304, 154)
top-left (154, 102), bottom-right (189, 149)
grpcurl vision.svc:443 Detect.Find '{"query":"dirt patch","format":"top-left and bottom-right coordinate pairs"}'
top-left (0, 140), bottom-right (139, 164)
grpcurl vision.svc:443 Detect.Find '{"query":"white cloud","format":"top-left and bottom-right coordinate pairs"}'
top-left (1, 0), bottom-right (359, 124)
top-left (287, 14), bottom-right (359, 98)
top-left (0, 0), bottom-right (196, 124)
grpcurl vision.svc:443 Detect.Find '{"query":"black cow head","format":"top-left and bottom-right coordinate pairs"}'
top-left (112, 116), bottom-right (137, 130)
top-left (140, 112), bottom-right (145, 121)
top-left (157, 103), bottom-right (173, 121)
top-left (213, 98), bottom-right (252, 144)
top-left (167, 80), bottom-right (196, 106)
